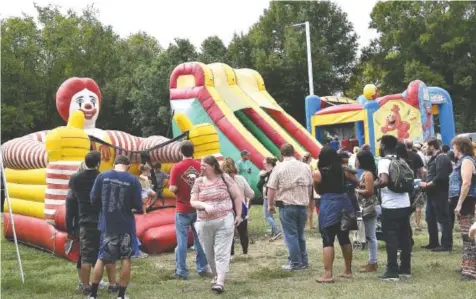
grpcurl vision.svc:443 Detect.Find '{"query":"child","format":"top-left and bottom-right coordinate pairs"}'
top-left (139, 164), bottom-right (156, 214)
top-left (152, 162), bottom-right (169, 207)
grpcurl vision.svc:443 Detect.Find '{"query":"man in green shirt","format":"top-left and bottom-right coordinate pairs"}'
top-left (236, 150), bottom-right (253, 185)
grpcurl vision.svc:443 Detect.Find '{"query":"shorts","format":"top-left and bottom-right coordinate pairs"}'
top-left (98, 233), bottom-right (139, 262)
top-left (79, 226), bottom-right (101, 264)
top-left (320, 221), bottom-right (351, 248)
top-left (412, 189), bottom-right (426, 209)
top-left (142, 188), bottom-right (154, 199)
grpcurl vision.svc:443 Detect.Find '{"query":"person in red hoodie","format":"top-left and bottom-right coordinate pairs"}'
top-left (169, 141), bottom-right (211, 279)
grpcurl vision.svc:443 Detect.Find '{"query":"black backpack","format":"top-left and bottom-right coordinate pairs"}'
top-left (386, 157), bottom-right (415, 194)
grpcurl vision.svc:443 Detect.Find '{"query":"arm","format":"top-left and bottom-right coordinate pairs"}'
top-left (168, 165), bottom-right (178, 193)
top-left (266, 171), bottom-right (279, 213)
top-left (426, 155), bottom-right (451, 189)
top-left (90, 174), bottom-right (103, 212)
top-left (227, 177), bottom-right (243, 220)
top-left (455, 159), bottom-right (474, 215)
top-left (376, 159), bottom-right (390, 188)
top-left (189, 178), bottom-right (209, 211)
top-left (65, 189), bottom-right (78, 237)
top-left (356, 172), bottom-right (375, 197)
top-left (243, 179), bottom-right (255, 201)
top-left (132, 178), bottom-right (144, 211)
top-left (344, 168), bottom-right (360, 184)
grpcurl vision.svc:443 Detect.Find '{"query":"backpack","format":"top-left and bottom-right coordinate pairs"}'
top-left (386, 157), bottom-right (415, 193)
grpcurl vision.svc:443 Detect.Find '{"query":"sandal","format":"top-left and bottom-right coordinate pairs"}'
top-left (338, 273), bottom-right (353, 279)
top-left (211, 284), bottom-right (225, 294)
top-left (316, 278), bottom-right (335, 284)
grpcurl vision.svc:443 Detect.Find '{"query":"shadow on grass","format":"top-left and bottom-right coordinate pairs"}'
top-left (249, 267), bottom-right (294, 280)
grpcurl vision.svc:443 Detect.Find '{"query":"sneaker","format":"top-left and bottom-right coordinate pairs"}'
top-left (198, 271), bottom-right (214, 278)
top-left (379, 270), bottom-right (399, 281)
top-left (172, 273), bottom-right (187, 280)
top-left (398, 268), bottom-right (412, 278)
top-left (281, 264), bottom-right (302, 271)
top-left (270, 231), bottom-right (282, 241)
top-left (421, 244), bottom-right (438, 250)
top-left (431, 246), bottom-right (451, 253)
top-left (117, 296), bottom-right (130, 299)
top-left (359, 263), bottom-right (378, 273)
top-left (99, 280), bottom-right (109, 289)
top-left (108, 284), bottom-right (119, 293)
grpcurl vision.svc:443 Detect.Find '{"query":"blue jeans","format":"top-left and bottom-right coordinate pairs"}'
top-left (279, 205), bottom-right (308, 268)
top-left (175, 212), bottom-right (208, 277)
top-left (363, 216), bottom-right (378, 264)
top-left (263, 198), bottom-right (280, 235)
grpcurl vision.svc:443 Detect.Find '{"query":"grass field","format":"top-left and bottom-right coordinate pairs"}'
top-left (1, 206), bottom-right (475, 299)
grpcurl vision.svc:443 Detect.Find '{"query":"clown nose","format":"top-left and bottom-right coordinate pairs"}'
top-left (67, 110), bottom-right (85, 129)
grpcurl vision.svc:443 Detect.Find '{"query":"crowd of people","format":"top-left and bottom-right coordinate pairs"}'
top-left (64, 135), bottom-right (476, 298)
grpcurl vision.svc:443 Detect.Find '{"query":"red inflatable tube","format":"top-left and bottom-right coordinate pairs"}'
top-left (3, 213), bottom-right (79, 262)
top-left (135, 208), bottom-right (176, 238)
top-left (141, 223), bottom-right (193, 254)
top-left (55, 205), bottom-right (67, 231)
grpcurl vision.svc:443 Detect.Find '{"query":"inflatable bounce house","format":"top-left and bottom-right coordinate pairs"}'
top-left (2, 77), bottom-right (221, 261)
top-left (304, 80), bottom-right (456, 154)
top-left (169, 62), bottom-right (322, 193)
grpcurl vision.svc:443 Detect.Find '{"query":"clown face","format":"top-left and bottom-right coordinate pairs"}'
top-left (69, 88), bottom-right (100, 128)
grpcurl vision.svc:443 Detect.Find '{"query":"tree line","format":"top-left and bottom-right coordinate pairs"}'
top-left (2, 1), bottom-right (475, 143)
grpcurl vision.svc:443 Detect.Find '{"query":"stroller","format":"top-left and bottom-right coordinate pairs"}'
top-left (351, 207), bottom-right (384, 250)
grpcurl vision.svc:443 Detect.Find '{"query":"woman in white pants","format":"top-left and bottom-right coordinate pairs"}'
top-left (191, 155), bottom-right (243, 294)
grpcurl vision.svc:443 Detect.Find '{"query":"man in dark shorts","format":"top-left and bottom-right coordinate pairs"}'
top-left (89, 155), bottom-right (143, 299)
top-left (67, 152), bottom-right (117, 295)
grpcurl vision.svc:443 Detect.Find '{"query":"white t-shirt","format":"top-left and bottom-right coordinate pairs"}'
top-left (378, 155), bottom-right (410, 209)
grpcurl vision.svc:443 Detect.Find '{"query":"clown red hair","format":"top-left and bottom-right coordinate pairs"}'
top-left (56, 77), bottom-right (102, 122)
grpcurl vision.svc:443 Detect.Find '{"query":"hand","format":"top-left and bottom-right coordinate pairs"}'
top-left (419, 182), bottom-right (427, 189)
top-left (234, 216), bottom-right (242, 227)
top-left (454, 204), bottom-right (462, 217)
top-left (203, 204), bottom-right (215, 214)
top-left (268, 205), bottom-right (276, 215)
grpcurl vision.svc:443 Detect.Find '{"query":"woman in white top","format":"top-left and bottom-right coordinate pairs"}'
top-left (222, 157), bottom-right (255, 257)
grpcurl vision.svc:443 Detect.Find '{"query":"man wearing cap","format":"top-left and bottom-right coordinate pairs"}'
top-left (89, 155), bottom-right (143, 299)
top-left (236, 150), bottom-right (253, 185)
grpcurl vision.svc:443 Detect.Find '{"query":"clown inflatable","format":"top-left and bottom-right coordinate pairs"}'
top-left (2, 77), bottom-right (221, 261)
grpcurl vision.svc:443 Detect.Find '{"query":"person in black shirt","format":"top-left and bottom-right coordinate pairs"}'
top-left (420, 138), bottom-right (454, 252)
top-left (67, 151), bottom-right (117, 295)
top-left (404, 140), bottom-right (426, 231)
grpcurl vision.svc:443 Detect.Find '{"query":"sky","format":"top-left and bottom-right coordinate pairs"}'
top-left (1, 0), bottom-right (379, 50)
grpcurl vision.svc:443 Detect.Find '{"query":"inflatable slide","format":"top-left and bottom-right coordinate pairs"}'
top-left (169, 62), bottom-right (322, 192)
top-left (2, 77), bottom-right (221, 261)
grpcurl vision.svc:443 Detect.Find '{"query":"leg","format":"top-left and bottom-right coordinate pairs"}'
top-left (363, 217), bottom-right (378, 265)
top-left (279, 206), bottom-right (301, 268)
top-left (416, 207), bottom-right (423, 229)
top-left (238, 219), bottom-right (249, 255)
top-left (263, 198), bottom-right (279, 235)
top-left (337, 230), bottom-right (352, 276)
top-left (381, 209), bottom-right (399, 274)
top-left (214, 213), bottom-right (235, 287)
top-left (398, 209), bottom-right (412, 274)
top-left (433, 193), bottom-right (452, 249)
top-left (189, 212), bottom-right (209, 274)
top-left (117, 259), bottom-right (131, 298)
top-left (318, 222), bottom-right (338, 282)
top-left (175, 213), bottom-right (191, 278)
top-left (297, 206), bottom-right (308, 266)
top-left (308, 200), bottom-right (315, 229)
top-left (195, 220), bottom-right (217, 276)
top-left (449, 199), bottom-right (457, 232)
top-left (89, 260), bottom-right (105, 299)
top-left (460, 214), bottom-right (476, 279)
top-left (426, 197), bottom-right (440, 247)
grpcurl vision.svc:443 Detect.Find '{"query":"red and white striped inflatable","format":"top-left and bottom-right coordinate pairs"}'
top-left (2, 136), bottom-right (48, 169)
top-left (44, 162), bottom-right (81, 225)
top-left (140, 135), bottom-right (182, 163)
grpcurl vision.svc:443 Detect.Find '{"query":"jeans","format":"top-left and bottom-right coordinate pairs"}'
top-left (175, 212), bottom-right (208, 277)
top-left (363, 216), bottom-right (378, 264)
top-left (381, 207), bottom-right (412, 273)
top-left (426, 192), bottom-right (452, 248)
top-left (279, 205), bottom-right (308, 268)
top-left (263, 198), bottom-right (280, 235)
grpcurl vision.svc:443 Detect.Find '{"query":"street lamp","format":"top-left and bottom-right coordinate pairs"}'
top-left (292, 21), bottom-right (314, 95)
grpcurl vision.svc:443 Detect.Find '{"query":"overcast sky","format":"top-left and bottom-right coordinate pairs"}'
top-left (2, 0), bottom-right (379, 50)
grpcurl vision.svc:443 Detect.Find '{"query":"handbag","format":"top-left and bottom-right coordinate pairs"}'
top-left (341, 209), bottom-right (358, 231)
top-left (361, 205), bottom-right (377, 219)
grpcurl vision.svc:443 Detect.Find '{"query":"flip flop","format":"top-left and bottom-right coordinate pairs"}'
top-left (211, 284), bottom-right (225, 294)
top-left (338, 273), bottom-right (353, 279)
top-left (316, 278), bottom-right (335, 284)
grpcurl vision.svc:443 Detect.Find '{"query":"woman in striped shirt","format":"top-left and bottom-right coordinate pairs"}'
top-left (191, 155), bottom-right (243, 294)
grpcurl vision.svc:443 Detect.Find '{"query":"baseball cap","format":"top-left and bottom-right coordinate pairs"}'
top-left (114, 155), bottom-right (130, 166)
top-left (240, 150), bottom-right (250, 156)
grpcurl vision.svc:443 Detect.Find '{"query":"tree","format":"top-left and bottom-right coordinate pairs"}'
top-left (347, 1), bottom-right (476, 132)
top-left (198, 36), bottom-right (227, 64)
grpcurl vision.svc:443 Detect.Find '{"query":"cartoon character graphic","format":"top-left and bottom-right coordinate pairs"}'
top-left (381, 105), bottom-right (410, 140)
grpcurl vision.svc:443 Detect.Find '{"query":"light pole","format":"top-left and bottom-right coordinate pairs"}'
top-left (292, 21), bottom-right (314, 95)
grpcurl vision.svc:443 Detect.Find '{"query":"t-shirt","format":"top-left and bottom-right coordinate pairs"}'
top-left (154, 170), bottom-right (169, 192)
top-left (169, 159), bottom-right (200, 213)
top-left (378, 155), bottom-right (410, 209)
top-left (90, 170), bottom-right (143, 235)
top-left (408, 151), bottom-right (424, 177)
top-left (68, 169), bottom-right (100, 227)
top-left (236, 159), bottom-right (253, 185)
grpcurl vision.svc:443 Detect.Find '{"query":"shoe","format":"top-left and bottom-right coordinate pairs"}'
top-left (270, 232), bottom-right (282, 241)
top-left (198, 271), bottom-right (214, 278)
top-left (398, 268), bottom-right (412, 278)
top-left (108, 284), bottom-right (119, 293)
top-left (359, 263), bottom-right (378, 273)
top-left (172, 273), bottom-right (187, 280)
top-left (421, 244), bottom-right (438, 249)
top-left (379, 270), bottom-right (399, 281)
top-left (99, 280), bottom-right (109, 289)
top-left (281, 264), bottom-right (303, 271)
top-left (117, 296), bottom-right (130, 299)
top-left (431, 246), bottom-right (451, 252)
top-left (461, 274), bottom-right (476, 281)
top-left (300, 263), bottom-right (309, 269)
